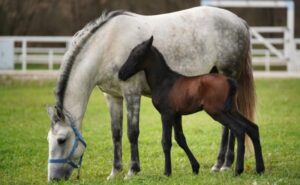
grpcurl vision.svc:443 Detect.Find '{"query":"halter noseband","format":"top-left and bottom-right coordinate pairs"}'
top-left (48, 123), bottom-right (87, 168)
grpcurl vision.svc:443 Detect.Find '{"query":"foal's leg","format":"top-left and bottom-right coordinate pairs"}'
top-left (105, 94), bottom-right (123, 180)
top-left (211, 127), bottom-right (229, 172)
top-left (161, 114), bottom-right (173, 176)
top-left (124, 94), bottom-right (141, 178)
top-left (230, 112), bottom-right (265, 174)
top-left (173, 115), bottom-right (200, 174)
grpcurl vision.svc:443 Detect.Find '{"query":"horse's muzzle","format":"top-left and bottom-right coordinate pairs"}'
top-left (48, 164), bottom-right (73, 182)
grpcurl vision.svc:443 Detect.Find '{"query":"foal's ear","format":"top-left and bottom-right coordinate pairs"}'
top-left (146, 36), bottom-right (154, 49)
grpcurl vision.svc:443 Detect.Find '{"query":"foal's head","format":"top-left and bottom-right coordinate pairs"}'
top-left (118, 36), bottom-right (153, 80)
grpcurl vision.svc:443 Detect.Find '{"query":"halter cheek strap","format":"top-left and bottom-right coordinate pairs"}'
top-left (48, 124), bottom-right (87, 169)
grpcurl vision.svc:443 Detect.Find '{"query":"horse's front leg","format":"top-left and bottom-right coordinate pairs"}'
top-left (124, 94), bottom-right (141, 178)
top-left (105, 94), bottom-right (123, 180)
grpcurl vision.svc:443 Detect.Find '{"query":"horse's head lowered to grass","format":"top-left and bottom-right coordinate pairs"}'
top-left (47, 106), bottom-right (86, 181)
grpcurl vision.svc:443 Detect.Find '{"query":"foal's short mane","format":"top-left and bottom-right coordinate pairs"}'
top-left (55, 10), bottom-right (128, 111)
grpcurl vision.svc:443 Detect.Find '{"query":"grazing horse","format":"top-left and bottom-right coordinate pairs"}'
top-left (118, 36), bottom-right (265, 176)
top-left (46, 7), bottom-right (255, 181)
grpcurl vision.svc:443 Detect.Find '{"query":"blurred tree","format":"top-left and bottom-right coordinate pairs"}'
top-left (0, 0), bottom-right (299, 37)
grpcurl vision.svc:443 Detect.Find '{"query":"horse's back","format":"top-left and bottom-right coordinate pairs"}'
top-left (93, 7), bottom-right (249, 95)
top-left (121, 7), bottom-right (249, 76)
top-left (142, 6), bottom-right (249, 76)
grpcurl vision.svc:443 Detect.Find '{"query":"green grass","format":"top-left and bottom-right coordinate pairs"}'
top-left (0, 78), bottom-right (300, 185)
top-left (14, 63), bottom-right (61, 70)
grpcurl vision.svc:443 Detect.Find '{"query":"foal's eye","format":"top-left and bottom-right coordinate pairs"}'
top-left (57, 138), bottom-right (66, 145)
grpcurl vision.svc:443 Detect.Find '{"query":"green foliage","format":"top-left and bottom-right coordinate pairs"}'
top-left (0, 79), bottom-right (299, 185)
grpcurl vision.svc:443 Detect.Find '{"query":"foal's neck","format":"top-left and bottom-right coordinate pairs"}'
top-left (144, 47), bottom-right (182, 91)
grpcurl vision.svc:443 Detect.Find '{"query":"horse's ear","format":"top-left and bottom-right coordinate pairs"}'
top-left (146, 36), bottom-right (154, 48)
top-left (55, 106), bottom-right (65, 121)
top-left (47, 105), bottom-right (55, 119)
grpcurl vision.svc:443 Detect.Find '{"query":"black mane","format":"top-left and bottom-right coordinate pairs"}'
top-left (55, 10), bottom-right (128, 111)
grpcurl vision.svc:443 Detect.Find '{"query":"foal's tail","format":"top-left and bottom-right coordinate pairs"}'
top-left (237, 31), bottom-right (256, 154)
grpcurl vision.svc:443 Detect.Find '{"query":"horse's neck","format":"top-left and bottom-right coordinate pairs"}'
top-left (144, 48), bottom-right (180, 91)
top-left (62, 63), bottom-right (97, 128)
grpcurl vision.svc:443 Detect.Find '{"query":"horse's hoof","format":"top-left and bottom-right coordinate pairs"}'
top-left (124, 170), bottom-right (135, 180)
top-left (211, 165), bottom-right (221, 172)
top-left (124, 174), bottom-right (131, 180)
top-left (220, 166), bottom-right (231, 172)
top-left (107, 168), bottom-right (122, 180)
top-left (107, 174), bottom-right (115, 181)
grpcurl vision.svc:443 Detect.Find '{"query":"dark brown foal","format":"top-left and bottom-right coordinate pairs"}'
top-left (118, 36), bottom-right (265, 176)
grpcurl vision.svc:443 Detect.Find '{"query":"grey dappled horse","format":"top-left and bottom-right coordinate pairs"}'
top-left (46, 7), bottom-right (255, 181)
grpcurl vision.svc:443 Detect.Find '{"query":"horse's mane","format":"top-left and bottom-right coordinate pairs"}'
top-left (55, 10), bottom-right (128, 111)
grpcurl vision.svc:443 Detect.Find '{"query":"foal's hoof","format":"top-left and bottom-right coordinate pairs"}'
top-left (164, 171), bottom-right (171, 177)
top-left (192, 163), bottom-right (200, 174)
top-left (256, 166), bottom-right (265, 175)
top-left (234, 168), bottom-right (244, 176)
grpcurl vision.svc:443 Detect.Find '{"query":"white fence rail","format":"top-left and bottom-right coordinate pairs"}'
top-left (0, 34), bottom-right (299, 72)
top-left (0, 36), bottom-right (71, 71)
top-left (250, 26), bottom-right (290, 71)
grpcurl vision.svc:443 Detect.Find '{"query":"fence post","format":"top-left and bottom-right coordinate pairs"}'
top-left (48, 49), bottom-right (54, 70)
top-left (265, 50), bottom-right (270, 72)
top-left (21, 39), bottom-right (27, 71)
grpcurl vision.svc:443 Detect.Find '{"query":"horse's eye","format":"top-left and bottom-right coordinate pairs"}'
top-left (57, 138), bottom-right (66, 145)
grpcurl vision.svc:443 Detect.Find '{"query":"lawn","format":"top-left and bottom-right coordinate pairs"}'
top-left (0, 77), bottom-right (299, 185)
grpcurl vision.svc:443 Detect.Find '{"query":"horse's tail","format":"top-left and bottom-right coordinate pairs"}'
top-left (237, 27), bottom-right (256, 154)
top-left (225, 78), bottom-right (237, 112)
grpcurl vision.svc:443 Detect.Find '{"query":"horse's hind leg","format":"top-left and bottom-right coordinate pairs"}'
top-left (210, 113), bottom-right (245, 175)
top-left (124, 94), bottom-right (141, 178)
top-left (221, 130), bottom-right (235, 171)
top-left (173, 115), bottom-right (200, 174)
top-left (211, 127), bottom-right (229, 172)
top-left (105, 94), bottom-right (123, 180)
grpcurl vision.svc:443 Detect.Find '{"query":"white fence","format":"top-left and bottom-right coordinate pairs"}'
top-left (251, 26), bottom-right (289, 71)
top-left (0, 35), bottom-right (299, 72)
top-left (0, 36), bottom-right (71, 71)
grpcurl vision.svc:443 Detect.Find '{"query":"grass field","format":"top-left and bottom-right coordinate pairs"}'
top-left (0, 77), bottom-right (300, 185)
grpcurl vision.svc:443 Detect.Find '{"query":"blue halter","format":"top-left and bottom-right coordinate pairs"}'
top-left (48, 124), bottom-right (87, 168)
